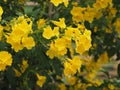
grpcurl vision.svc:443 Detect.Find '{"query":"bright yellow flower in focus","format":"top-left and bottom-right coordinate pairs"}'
top-left (36, 74), bottom-right (46, 87)
top-left (50, 0), bottom-right (68, 7)
top-left (43, 26), bottom-right (54, 39)
top-left (37, 19), bottom-right (46, 29)
top-left (52, 18), bottom-right (66, 28)
top-left (0, 51), bottom-right (12, 71)
top-left (0, 6), bottom-right (3, 21)
top-left (0, 25), bottom-right (3, 40)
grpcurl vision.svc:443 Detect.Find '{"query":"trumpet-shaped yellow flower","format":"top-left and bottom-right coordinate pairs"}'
top-left (52, 18), bottom-right (66, 28)
top-left (36, 74), bottom-right (46, 87)
top-left (64, 56), bottom-right (82, 77)
top-left (43, 26), bottom-right (54, 39)
top-left (0, 51), bottom-right (12, 71)
top-left (22, 36), bottom-right (35, 50)
top-left (37, 19), bottom-right (46, 29)
top-left (46, 37), bottom-right (70, 59)
top-left (75, 29), bottom-right (92, 54)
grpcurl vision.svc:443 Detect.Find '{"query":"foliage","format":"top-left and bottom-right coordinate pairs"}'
top-left (0, 0), bottom-right (120, 90)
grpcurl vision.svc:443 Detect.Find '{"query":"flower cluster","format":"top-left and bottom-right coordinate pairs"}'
top-left (6, 16), bottom-right (35, 52)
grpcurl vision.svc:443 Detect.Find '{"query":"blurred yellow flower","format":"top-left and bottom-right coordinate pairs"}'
top-left (64, 56), bottom-right (82, 77)
top-left (0, 25), bottom-right (3, 40)
top-left (0, 51), bottom-right (12, 71)
top-left (0, 6), bottom-right (3, 21)
top-left (37, 19), bottom-right (46, 29)
top-left (58, 83), bottom-right (66, 90)
top-left (14, 60), bottom-right (28, 77)
top-left (108, 84), bottom-right (115, 90)
top-left (36, 74), bottom-right (46, 87)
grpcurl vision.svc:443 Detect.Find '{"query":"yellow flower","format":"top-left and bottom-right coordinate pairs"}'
top-left (71, 6), bottom-right (86, 22)
top-left (50, 0), bottom-right (62, 6)
top-left (0, 25), bottom-right (3, 40)
top-left (6, 16), bottom-right (34, 52)
top-left (64, 56), bottom-right (82, 77)
top-left (46, 37), bottom-right (70, 59)
top-left (84, 6), bottom-right (96, 23)
top-left (63, 0), bottom-right (69, 7)
top-left (0, 51), bottom-right (12, 71)
top-left (22, 36), bottom-right (35, 50)
top-left (21, 60), bottom-right (28, 73)
top-left (53, 27), bottom-right (59, 37)
top-left (66, 76), bottom-right (77, 85)
top-left (50, 0), bottom-right (68, 7)
top-left (52, 18), bottom-right (66, 28)
top-left (97, 52), bottom-right (109, 64)
top-left (75, 29), bottom-right (92, 54)
top-left (108, 84), bottom-right (115, 90)
top-left (114, 18), bottom-right (120, 36)
top-left (0, 6), bottom-right (3, 20)
top-left (14, 60), bottom-right (28, 77)
top-left (58, 83), bottom-right (66, 90)
top-left (6, 29), bottom-right (24, 52)
top-left (13, 68), bottom-right (22, 77)
top-left (36, 74), bottom-right (46, 87)
top-left (68, 56), bottom-right (82, 72)
top-left (42, 26), bottom-right (54, 39)
top-left (37, 19), bottom-right (46, 29)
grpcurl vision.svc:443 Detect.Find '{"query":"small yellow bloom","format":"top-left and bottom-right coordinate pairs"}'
top-left (22, 36), bottom-right (35, 50)
top-left (97, 52), bottom-right (109, 64)
top-left (53, 27), bottom-right (59, 37)
top-left (64, 56), bottom-right (82, 76)
top-left (43, 26), bottom-right (54, 39)
top-left (13, 60), bottom-right (28, 77)
top-left (37, 19), bottom-right (46, 29)
top-left (36, 74), bottom-right (46, 87)
top-left (0, 51), bottom-right (12, 71)
top-left (50, 0), bottom-right (68, 7)
top-left (0, 6), bottom-right (3, 20)
top-left (52, 18), bottom-right (66, 28)
top-left (13, 68), bottom-right (22, 77)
